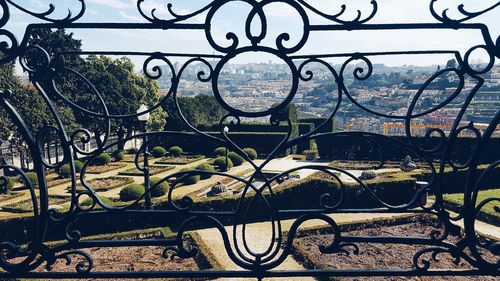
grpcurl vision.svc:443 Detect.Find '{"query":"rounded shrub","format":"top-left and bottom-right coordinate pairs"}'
top-left (179, 168), bottom-right (200, 185)
top-left (168, 146), bottom-right (183, 157)
top-left (213, 147), bottom-right (227, 157)
top-left (81, 195), bottom-right (113, 207)
top-left (96, 153), bottom-right (112, 165)
top-left (25, 172), bottom-right (38, 188)
top-left (119, 184), bottom-right (145, 201)
top-left (150, 177), bottom-right (169, 197)
top-left (243, 148), bottom-right (257, 160)
top-left (213, 156), bottom-right (233, 170)
top-left (74, 160), bottom-right (84, 172)
top-left (228, 152), bottom-right (245, 166)
top-left (151, 146), bottom-right (167, 158)
top-left (59, 164), bottom-right (72, 178)
top-left (112, 150), bottom-right (125, 161)
top-left (195, 163), bottom-right (215, 179)
top-left (127, 148), bottom-right (139, 154)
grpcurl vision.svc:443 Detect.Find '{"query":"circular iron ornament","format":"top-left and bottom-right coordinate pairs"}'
top-left (212, 46), bottom-right (299, 117)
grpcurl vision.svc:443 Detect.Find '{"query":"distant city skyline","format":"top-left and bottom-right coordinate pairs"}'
top-left (4, 0), bottom-right (499, 74)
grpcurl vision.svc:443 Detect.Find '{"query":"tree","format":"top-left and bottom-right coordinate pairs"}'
top-left (446, 59), bottom-right (457, 69)
top-left (163, 94), bottom-right (226, 131)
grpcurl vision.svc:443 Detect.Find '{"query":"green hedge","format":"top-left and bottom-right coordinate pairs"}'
top-left (119, 184), bottom-right (144, 201)
top-left (213, 147), bottom-right (227, 157)
top-left (416, 164), bottom-right (500, 194)
top-left (59, 164), bottom-right (72, 178)
top-left (168, 146), bottom-right (183, 156)
top-left (243, 148), bottom-right (257, 160)
top-left (151, 146), bottom-right (167, 158)
top-left (316, 135), bottom-right (500, 164)
top-left (178, 168), bottom-right (201, 185)
top-left (155, 172), bottom-right (419, 215)
top-left (228, 152), bottom-right (245, 166)
top-left (213, 156), bottom-right (233, 170)
top-left (158, 132), bottom-right (289, 156)
top-left (96, 153), bottom-right (112, 165)
top-left (196, 163), bottom-right (216, 179)
top-left (150, 177), bottom-right (170, 197)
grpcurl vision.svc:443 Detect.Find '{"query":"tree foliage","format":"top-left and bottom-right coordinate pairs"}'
top-left (163, 94), bottom-right (226, 131)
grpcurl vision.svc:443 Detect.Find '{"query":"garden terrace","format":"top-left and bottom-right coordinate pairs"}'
top-left (0, 0), bottom-right (498, 280)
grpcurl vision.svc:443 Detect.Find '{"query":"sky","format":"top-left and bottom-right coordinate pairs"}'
top-left (2, 0), bottom-right (499, 73)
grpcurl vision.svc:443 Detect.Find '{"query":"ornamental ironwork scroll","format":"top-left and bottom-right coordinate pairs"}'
top-left (0, 0), bottom-right (499, 279)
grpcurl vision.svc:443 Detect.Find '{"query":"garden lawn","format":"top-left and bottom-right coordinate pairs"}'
top-left (443, 188), bottom-right (499, 226)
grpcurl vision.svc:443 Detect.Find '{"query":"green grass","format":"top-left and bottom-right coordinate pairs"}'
top-left (443, 188), bottom-right (499, 226)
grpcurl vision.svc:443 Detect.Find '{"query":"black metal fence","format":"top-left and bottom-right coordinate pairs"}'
top-left (0, 0), bottom-right (499, 279)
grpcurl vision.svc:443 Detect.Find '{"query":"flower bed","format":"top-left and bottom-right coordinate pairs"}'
top-left (2, 195), bottom-right (70, 213)
top-left (34, 228), bottom-right (220, 273)
top-left (85, 163), bottom-right (127, 174)
top-left (66, 176), bottom-right (134, 193)
top-left (118, 165), bottom-right (175, 176)
top-left (122, 154), bottom-right (144, 163)
top-left (155, 155), bottom-right (205, 165)
top-left (292, 216), bottom-right (498, 280)
top-left (47, 178), bottom-right (72, 188)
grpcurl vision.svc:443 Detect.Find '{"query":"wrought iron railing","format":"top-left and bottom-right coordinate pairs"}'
top-left (0, 0), bottom-right (499, 279)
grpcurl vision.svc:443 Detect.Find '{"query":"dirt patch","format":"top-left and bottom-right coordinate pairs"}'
top-left (118, 165), bottom-right (175, 176)
top-left (156, 155), bottom-right (205, 165)
top-left (293, 218), bottom-right (498, 280)
top-left (86, 164), bottom-right (127, 174)
top-left (66, 176), bottom-right (134, 193)
top-left (32, 232), bottom-right (208, 280)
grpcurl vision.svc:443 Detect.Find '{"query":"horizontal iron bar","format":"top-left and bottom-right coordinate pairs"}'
top-left (57, 51), bottom-right (224, 58)
top-left (27, 22), bottom-right (487, 31)
top-left (0, 269), bottom-right (496, 279)
top-left (289, 50), bottom-right (461, 59)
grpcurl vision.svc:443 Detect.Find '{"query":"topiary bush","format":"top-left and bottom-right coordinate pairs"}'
top-left (81, 195), bottom-right (113, 207)
top-left (179, 168), bottom-right (200, 185)
top-left (168, 146), bottom-right (183, 157)
top-left (96, 153), bottom-right (112, 165)
top-left (243, 148), bottom-right (257, 160)
top-left (213, 147), bottom-right (227, 157)
top-left (213, 156), bottom-right (233, 171)
top-left (25, 172), bottom-right (38, 188)
top-left (228, 152), bottom-right (245, 166)
top-left (74, 160), bottom-right (84, 172)
top-left (151, 146), bottom-right (167, 158)
top-left (59, 164), bottom-right (72, 178)
top-left (119, 184), bottom-right (145, 201)
top-left (113, 150), bottom-right (125, 161)
top-left (195, 163), bottom-right (216, 179)
top-left (149, 177), bottom-right (169, 197)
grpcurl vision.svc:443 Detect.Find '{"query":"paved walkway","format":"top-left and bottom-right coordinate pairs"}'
top-left (195, 211), bottom-right (499, 281)
top-left (196, 212), bottom-right (412, 281)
